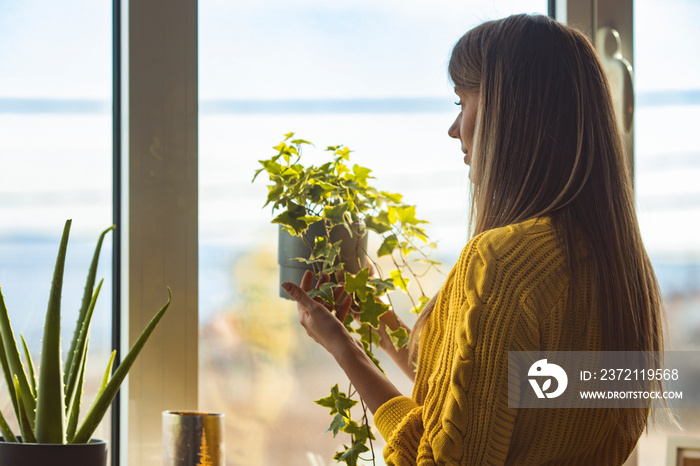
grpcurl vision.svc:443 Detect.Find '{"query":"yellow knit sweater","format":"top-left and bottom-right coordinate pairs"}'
top-left (373, 217), bottom-right (642, 465)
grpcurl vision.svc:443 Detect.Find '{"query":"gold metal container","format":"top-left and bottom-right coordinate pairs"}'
top-left (162, 411), bottom-right (225, 466)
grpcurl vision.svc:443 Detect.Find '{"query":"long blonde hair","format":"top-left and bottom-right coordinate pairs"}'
top-left (410, 14), bottom-right (665, 429)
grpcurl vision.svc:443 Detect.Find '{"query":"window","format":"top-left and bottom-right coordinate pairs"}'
top-left (199, 1), bottom-right (547, 464)
top-left (633, 0), bottom-right (700, 464)
top-left (0, 0), bottom-right (113, 455)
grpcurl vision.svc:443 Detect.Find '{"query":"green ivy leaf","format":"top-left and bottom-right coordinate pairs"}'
top-left (298, 215), bottom-right (322, 224)
top-left (326, 413), bottom-right (347, 437)
top-left (357, 322), bottom-right (381, 348)
top-left (271, 202), bottom-right (307, 235)
top-left (407, 224), bottom-right (429, 242)
top-left (260, 159), bottom-right (284, 176)
top-left (338, 315), bottom-right (354, 335)
top-left (411, 295), bottom-right (431, 314)
top-left (364, 212), bottom-right (392, 234)
top-left (380, 191), bottom-right (403, 204)
top-left (377, 234), bottom-right (398, 257)
top-left (390, 269), bottom-right (409, 293)
top-left (323, 202), bottom-right (350, 226)
top-left (389, 327), bottom-right (410, 350)
top-left (361, 338), bottom-right (384, 372)
top-left (350, 164), bottom-right (372, 187)
top-left (344, 268), bottom-right (371, 301)
top-left (395, 205), bottom-right (429, 225)
top-left (358, 296), bottom-right (389, 328)
top-left (314, 394), bottom-right (337, 412)
top-left (281, 166), bottom-right (300, 177)
top-left (291, 138), bottom-right (312, 145)
top-left (415, 258), bottom-right (441, 266)
top-left (368, 277), bottom-right (395, 296)
top-left (272, 212), bottom-right (306, 235)
top-left (314, 384), bottom-right (357, 418)
top-left (307, 282), bottom-right (336, 304)
top-left (264, 185), bottom-right (284, 207)
top-left (342, 419), bottom-right (375, 443)
top-left (398, 241), bottom-right (417, 256)
top-left (335, 147), bottom-right (351, 160)
top-left (338, 440), bottom-right (370, 466)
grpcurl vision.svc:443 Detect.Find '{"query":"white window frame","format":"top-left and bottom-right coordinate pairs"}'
top-left (116, 0), bottom-right (198, 464)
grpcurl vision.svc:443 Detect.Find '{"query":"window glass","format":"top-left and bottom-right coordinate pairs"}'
top-left (199, 1), bottom-right (547, 464)
top-left (0, 0), bottom-right (113, 451)
top-left (634, 0), bottom-right (700, 464)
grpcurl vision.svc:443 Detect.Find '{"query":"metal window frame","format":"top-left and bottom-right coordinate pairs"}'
top-left (553, 0), bottom-right (635, 179)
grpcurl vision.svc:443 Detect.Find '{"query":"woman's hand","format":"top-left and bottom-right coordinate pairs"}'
top-left (281, 270), bottom-right (355, 358)
top-left (283, 269), bottom-right (405, 414)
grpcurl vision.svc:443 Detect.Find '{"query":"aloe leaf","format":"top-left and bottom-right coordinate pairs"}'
top-left (0, 305), bottom-right (20, 427)
top-left (65, 279), bottom-right (103, 412)
top-left (35, 219), bottom-right (70, 444)
top-left (20, 334), bottom-right (37, 398)
top-left (65, 349), bottom-right (87, 443)
top-left (0, 407), bottom-right (17, 443)
top-left (14, 375), bottom-right (37, 443)
top-left (71, 288), bottom-right (172, 444)
top-left (99, 350), bottom-right (117, 395)
top-left (0, 288), bottom-right (36, 429)
top-left (65, 226), bottom-right (114, 387)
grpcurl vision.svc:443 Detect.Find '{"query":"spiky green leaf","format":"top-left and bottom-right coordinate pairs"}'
top-left (14, 375), bottom-right (37, 443)
top-left (71, 288), bottom-right (172, 444)
top-left (66, 350), bottom-right (87, 443)
top-left (0, 407), bottom-right (17, 443)
top-left (20, 335), bottom-right (36, 398)
top-left (35, 220), bottom-right (71, 444)
top-left (0, 289), bottom-right (35, 430)
top-left (65, 226), bottom-right (113, 387)
top-left (65, 279), bottom-right (103, 413)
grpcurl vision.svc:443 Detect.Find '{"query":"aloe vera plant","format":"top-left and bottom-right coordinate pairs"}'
top-left (0, 219), bottom-right (171, 444)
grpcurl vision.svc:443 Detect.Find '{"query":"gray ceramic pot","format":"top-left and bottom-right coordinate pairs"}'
top-left (278, 220), bottom-right (368, 298)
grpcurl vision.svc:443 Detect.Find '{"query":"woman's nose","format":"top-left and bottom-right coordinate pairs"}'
top-left (448, 115), bottom-right (460, 139)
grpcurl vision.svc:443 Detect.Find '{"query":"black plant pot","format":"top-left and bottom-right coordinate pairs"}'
top-left (278, 220), bottom-right (368, 298)
top-left (0, 438), bottom-right (107, 466)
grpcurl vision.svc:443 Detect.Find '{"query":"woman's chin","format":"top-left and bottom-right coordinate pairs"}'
top-left (463, 153), bottom-right (471, 165)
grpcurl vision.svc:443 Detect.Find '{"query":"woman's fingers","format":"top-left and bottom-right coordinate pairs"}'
top-left (315, 273), bottom-right (330, 289)
top-left (332, 284), bottom-right (346, 301)
top-left (336, 294), bottom-right (353, 323)
top-left (282, 281), bottom-right (319, 312)
top-left (291, 271), bottom-right (353, 322)
top-left (300, 270), bottom-right (314, 292)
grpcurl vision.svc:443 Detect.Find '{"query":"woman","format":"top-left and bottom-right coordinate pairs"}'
top-left (282, 14), bottom-right (665, 465)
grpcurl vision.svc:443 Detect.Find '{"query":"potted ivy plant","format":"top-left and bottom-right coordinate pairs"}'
top-left (0, 220), bottom-right (171, 466)
top-left (254, 133), bottom-right (441, 465)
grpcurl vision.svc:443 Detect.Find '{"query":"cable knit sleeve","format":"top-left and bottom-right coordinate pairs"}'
top-left (374, 221), bottom-right (549, 465)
